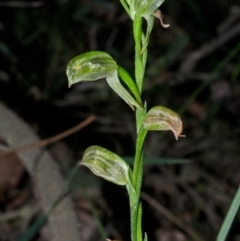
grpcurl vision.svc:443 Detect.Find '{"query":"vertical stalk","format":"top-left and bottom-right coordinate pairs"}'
top-left (129, 126), bottom-right (147, 241)
top-left (133, 15), bottom-right (144, 93)
top-left (128, 14), bottom-right (150, 241)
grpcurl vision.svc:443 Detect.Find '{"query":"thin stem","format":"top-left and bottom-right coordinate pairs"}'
top-left (129, 126), bottom-right (147, 241)
top-left (136, 202), bottom-right (143, 241)
top-left (129, 13), bottom-right (149, 241)
top-left (130, 12), bottom-right (154, 241)
top-left (127, 182), bottom-right (138, 241)
top-left (133, 15), bottom-right (144, 93)
top-left (133, 15), bottom-right (145, 136)
top-left (132, 127), bottom-right (147, 192)
top-left (119, 0), bottom-right (131, 18)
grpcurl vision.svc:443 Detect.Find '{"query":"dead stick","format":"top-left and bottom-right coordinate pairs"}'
top-left (0, 1), bottom-right (44, 8)
top-left (141, 192), bottom-right (205, 241)
top-left (0, 115), bottom-right (96, 156)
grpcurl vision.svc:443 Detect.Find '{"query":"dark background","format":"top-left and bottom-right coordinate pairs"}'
top-left (0, 0), bottom-right (240, 241)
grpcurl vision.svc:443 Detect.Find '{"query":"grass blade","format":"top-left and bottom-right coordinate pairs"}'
top-left (216, 185), bottom-right (240, 241)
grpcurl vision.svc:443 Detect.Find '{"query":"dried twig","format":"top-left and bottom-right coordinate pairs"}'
top-left (217, 6), bottom-right (240, 34)
top-left (0, 1), bottom-right (44, 8)
top-left (141, 192), bottom-right (205, 241)
top-left (180, 23), bottom-right (240, 74)
top-left (0, 115), bottom-right (96, 157)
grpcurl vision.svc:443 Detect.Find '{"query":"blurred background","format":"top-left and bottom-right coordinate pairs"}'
top-left (0, 0), bottom-right (240, 241)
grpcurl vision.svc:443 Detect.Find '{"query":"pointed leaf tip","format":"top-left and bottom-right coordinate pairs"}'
top-left (143, 106), bottom-right (184, 140)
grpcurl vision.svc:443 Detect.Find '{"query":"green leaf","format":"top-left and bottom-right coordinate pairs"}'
top-left (118, 66), bottom-right (142, 105)
top-left (81, 145), bottom-right (131, 186)
top-left (66, 51), bottom-right (141, 109)
top-left (143, 106), bottom-right (184, 140)
top-left (106, 72), bottom-right (142, 110)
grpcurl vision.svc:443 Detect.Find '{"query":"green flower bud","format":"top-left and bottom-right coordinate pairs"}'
top-left (66, 51), bottom-right (141, 110)
top-left (143, 106), bottom-right (184, 140)
top-left (134, 0), bottom-right (165, 18)
top-left (81, 145), bottom-right (131, 186)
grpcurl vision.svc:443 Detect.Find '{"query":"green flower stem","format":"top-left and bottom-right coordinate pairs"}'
top-left (126, 182), bottom-right (139, 241)
top-left (133, 15), bottom-right (144, 93)
top-left (141, 38), bottom-right (148, 73)
top-left (136, 203), bottom-right (143, 241)
top-left (130, 124), bottom-right (148, 241)
top-left (130, 13), bottom-right (153, 241)
top-left (133, 14), bottom-right (146, 137)
top-left (132, 126), bottom-right (148, 192)
top-left (127, 172), bottom-right (144, 241)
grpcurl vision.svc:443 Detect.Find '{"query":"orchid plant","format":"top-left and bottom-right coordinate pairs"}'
top-left (66, 1), bottom-right (184, 241)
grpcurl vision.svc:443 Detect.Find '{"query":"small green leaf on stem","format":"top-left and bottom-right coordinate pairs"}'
top-left (118, 67), bottom-right (142, 106)
top-left (106, 73), bottom-right (142, 110)
top-left (81, 145), bottom-right (131, 186)
top-left (143, 106), bottom-right (184, 140)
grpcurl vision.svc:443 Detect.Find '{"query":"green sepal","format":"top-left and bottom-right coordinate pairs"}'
top-left (81, 145), bottom-right (131, 186)
top-left (141, 14), bottom-right (154, 54)
top-left (144, 233), bottom-right (148, 241)
top-left (130, 0), bottom-right (166, 20)
top-left (119, 0), bottom-right (131, 17)
top-left (143, 106), bottom-right (184, 140)
top-left (134, 0), bottom-right (165, 17)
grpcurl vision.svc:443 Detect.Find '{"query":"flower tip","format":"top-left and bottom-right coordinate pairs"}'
top-left (162, 23), bottom-right (170, 28)
top-left (153, 10), bottom-right (170, 28)
top-left (175, 134), bottom-right (186, 140)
